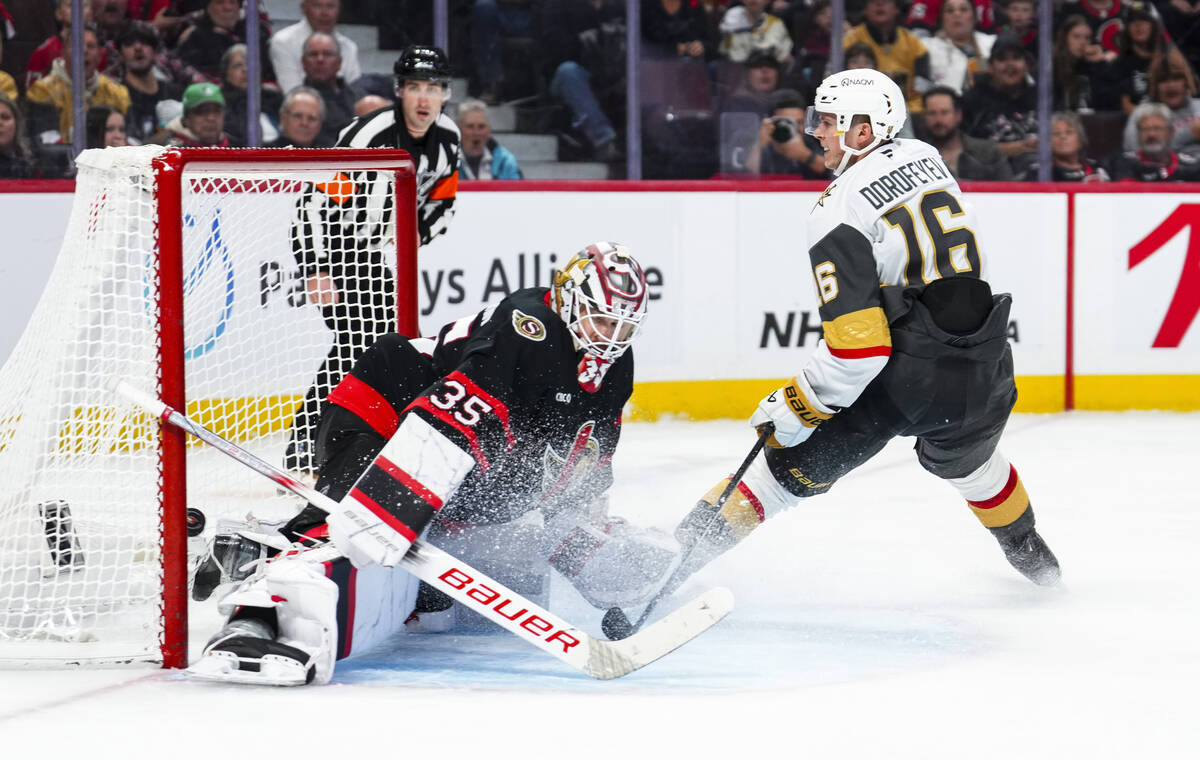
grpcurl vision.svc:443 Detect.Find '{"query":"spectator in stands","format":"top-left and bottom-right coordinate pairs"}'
top-left (1112, 101), bottom-right (1200, 179)
top-left (643, 0), bottom-right (713, 61)
top-left (924, 0), bottom-right (995, 94)
top-left (1053, 14), bottom-right (1120, 112)
top-left (300, 31), bottom-right (361, 143)
top-left (85, 104), bottom-right (127, 148)
top-left (921, 85), bottom-right (1012, 179)
top-left (844, 0), bottom-right (930, 111)
top-left (720, 50), bottom-right (782, 116)
top-left (354, 93), bottom-right (391, 115)
top-left (175, 0), bottom-right (274, 82)
top-left (719, 0), bottom-right (792, 63)
top-left (1159, 0), bottom-right (1200, 75)
top-left (699, 0), bottom-right (731, 53)
top-left (112, 22), bottom-right (181, 145)
top-left (962, 34), bottom-right (1037, 175)
top-left (128, 0), bottom-right (189, 44)
top-left (905, 0), bottom-right (998, 38)
top-left (266, 85), bottom-right (331, 147)
top-left (743, 88), bottom-right (828, 177)
top-left (844, 40), bottom-right (877, 70)
top-left (26, 0), bottom-right (94, 89)
top-left (996, 0), bottom-right (1037, 56)
top-left (0, 94), bottom-right (35, 178)
top-left (1122, 56), bottom-right (1200, 154)
top-left (1033, 111), bottom-right (1110, 181)
top-left (25, 25), bottom-right (129, 144)
top-left (1059, 0), bottom-right (1138, 57)
top-left (1112, 1), bottom-right (1188, 115)
top-left (792, 0), bottom-right (834, 83)
top-left (472, 0), bottom-right (535, 105)
top-left (542, 0), bottom-right (625, 162)
top-left (0, 29), bottom-right (16, 101)
top-left (165, 80), bottom-right (234, 146)
top-left (93, 0), bottom-right (131, 45)
top-left (104, 16), bottom-right (204, 89)
top-left (457, 98), bottom-right (522, 179)
top-left (270, 0), bottom-right (360, 94)
top-left (220, 43), bottom-right (280, 145)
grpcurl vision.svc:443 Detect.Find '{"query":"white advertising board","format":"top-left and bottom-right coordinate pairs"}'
top-left (9, 186), bottom-right (1186, 410)
top-left (1074, 193), bottom-right (1200, 374)
top-left (423, 188), bottom-right (1066, 382)
top-left (0, 194), bottom-right (73, 362)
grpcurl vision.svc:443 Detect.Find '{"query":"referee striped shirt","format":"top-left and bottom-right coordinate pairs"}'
top-left (337, 107), bottom-right (461, 245)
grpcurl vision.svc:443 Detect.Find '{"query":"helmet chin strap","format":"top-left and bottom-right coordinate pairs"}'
top-left (833, 130), bottom-right (884, 176)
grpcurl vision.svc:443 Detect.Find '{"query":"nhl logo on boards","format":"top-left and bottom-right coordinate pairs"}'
top-left (512, 309), bottom-right (546, 341)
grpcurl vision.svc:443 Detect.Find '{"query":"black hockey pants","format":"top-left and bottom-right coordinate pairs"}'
top-left (764, 279), bottom-right (1018, 497)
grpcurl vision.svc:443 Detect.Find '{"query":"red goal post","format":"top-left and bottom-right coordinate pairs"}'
top-left (0, 147), bottom-right (418, 668)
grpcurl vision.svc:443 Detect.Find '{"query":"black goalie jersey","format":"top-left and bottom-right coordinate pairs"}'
top-left (316, 288), bottom-right (634, 530)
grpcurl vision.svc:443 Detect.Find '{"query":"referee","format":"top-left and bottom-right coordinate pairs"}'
top-left (284, 45), bottom-right (461, 474)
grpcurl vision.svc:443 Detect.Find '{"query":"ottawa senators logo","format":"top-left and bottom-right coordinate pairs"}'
top-left (512, 309), bottom-right (546, 341)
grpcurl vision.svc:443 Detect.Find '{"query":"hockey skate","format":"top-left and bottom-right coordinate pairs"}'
top-left (188, 616), bottom-right (316, 686)
top-left (989, 509), bottom-right (1061, 586)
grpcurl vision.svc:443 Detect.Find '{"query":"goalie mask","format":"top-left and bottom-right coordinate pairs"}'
top-left (553, 243), bottom-right (648, 363)
top-left (804, 68), bottom-right (907, 175)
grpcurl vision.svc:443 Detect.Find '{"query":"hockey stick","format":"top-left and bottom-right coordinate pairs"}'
top-left (112, 380), bottom-right (733, 679)
top-left (601, 424), bottom-right (772, 641)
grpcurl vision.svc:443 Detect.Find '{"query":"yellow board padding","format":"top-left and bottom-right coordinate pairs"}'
top-left (1074, 375), bottom-right (1200, 411)
top-left (56, 395), bottom-right (305, 452)
top-left (628, 376), bottom-right (1068, 421)
top-left (1012, 376), bottom-right (1064, 414)
top-left (186, 395), bottom-right (304, 442)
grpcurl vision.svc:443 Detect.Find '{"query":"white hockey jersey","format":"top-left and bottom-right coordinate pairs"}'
top-left (800, 137), bottom-right (986, 414)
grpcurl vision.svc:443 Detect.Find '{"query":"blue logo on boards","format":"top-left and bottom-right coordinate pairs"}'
top-left (182, 210), bottom-right (235, 359)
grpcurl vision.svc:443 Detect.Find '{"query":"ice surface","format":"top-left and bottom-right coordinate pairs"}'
top-left (1, 412), bottom-right (1197, 758)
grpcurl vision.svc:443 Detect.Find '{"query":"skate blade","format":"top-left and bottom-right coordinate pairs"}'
top-left (186, 649), bottom-right (311, 687)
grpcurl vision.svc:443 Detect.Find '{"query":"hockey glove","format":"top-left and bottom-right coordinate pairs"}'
top-left (749, 374), bottom-right (835, 448)
top-left (325, 498), bottom-right (413, 569)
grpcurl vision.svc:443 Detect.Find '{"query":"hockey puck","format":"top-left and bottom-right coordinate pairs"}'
top-left (186, 507), bottom-right (206, 537)
top-left (601, 607), bottom-right (634, 641)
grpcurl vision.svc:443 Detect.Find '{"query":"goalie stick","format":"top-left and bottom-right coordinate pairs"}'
top-left (112, 380), bottom-right (733, 680)
top-left (602, 425), bottom-right (772, 641)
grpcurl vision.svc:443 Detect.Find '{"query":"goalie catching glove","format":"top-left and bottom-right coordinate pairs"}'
top-left (750, 373), bottom-right (835, 448)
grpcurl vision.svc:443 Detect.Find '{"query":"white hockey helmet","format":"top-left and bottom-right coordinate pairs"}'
top-left (552, 242), bottom-right (648, 362)
top-left (805, 68), bottom-right (907, 174)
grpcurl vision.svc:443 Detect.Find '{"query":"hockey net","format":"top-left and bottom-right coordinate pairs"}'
top-left (0, 146), bottom-right (417, 667)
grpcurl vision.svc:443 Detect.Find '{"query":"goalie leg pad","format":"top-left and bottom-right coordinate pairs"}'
top-left (214, 556), bottom-right (340, 684)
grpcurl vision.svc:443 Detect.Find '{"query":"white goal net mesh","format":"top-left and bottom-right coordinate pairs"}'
top-left (0, 146), bottom-right (410, 665)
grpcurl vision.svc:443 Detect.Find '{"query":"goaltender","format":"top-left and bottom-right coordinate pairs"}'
top-left (191, 243), bottom-right (678, 685)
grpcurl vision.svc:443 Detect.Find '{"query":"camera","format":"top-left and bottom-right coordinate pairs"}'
top-left (770, 116), bottom-right (799, 143)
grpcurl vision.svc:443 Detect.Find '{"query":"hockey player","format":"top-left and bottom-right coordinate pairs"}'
top-left (283, 44), bottom-right (462, 473)
top-left (193, 243), bottom-right (674, 685)
top-left (669, 69), bottom-right (1060, 597)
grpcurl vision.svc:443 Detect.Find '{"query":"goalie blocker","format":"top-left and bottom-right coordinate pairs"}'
top-left (194, 243), bottom-right (712, 684)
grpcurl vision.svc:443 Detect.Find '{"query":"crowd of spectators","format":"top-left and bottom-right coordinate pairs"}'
top-left (3, 0), bottom-right (1200, 182)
